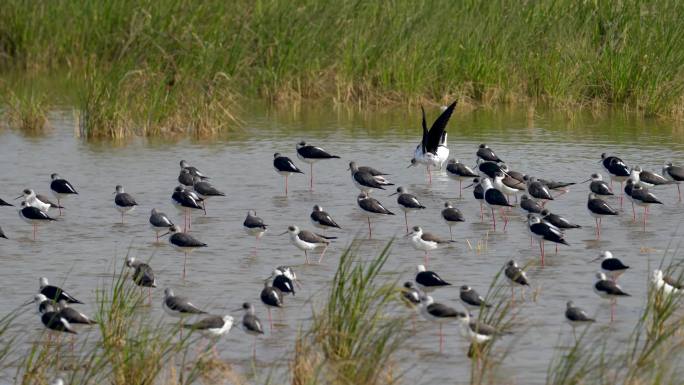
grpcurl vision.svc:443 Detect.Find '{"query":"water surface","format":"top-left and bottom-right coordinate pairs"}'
top-left (1, 106), bottom-right (683, 384)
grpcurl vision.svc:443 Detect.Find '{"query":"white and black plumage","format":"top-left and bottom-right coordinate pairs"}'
top-left (192, 177), bottom-right (225, 214)
top-left (457, 312), bottom-right (501, 344)
top-left (587, 193), bottom-right (618, 239)
top-left (480, 177), bottom-right (513, 231)
top-left (583, 173), bottom-right (613, 196)
top-left (281, 225), bottom-right (335, 264)
top-left (594, 272), bottom-right (630, 298)
top-left (391, 187), bottom-right (425, 233)
top-left (149, 208), bottom-right (174, 241)
top-left (17, 188), bottom-right (51, 213)
top-left (409, 102), bottom-right (457, 184)
top-left (183, 314), bottom-right (234, 338)
top-left (520, 194), bottom-right (543, 215)
top-left (499, 164), bottom-right (527, 189)
top-left (505, 260), bottom-right (530, 287)
top-left (446, 159), bottom-right (478, 198)
top-left (459, 285), bottom-right (491, 310)
top-left (39, 277), bottom-right (83, 304)
top-left (260, 281), bottom-right (283, 330)
top-left (594, 272), bottom-right (630, 322)
top-left (493, 172), bottom-right (520, 200)
top-left (180, 160), bottom-right (209, 180)
top-left (125, 256), bottom-right (156, 288)
top-left (464, 177), bottom-right (486, 220)
top-left (19, 201), bottom-right (56, 240)
top-left (591, 250), bottom-right (629, 281)
top-left (171, 186), bottom-right (203, 231)
top-left (419, 295), bottom-right (465, 352)
top-left (244, 210), bottom-right (267, 237)
top-left (630, 166), bottom-right (669, 188)
top-left (415, 264), bottom-right (451, 292)
top-left (32, 293), bottom-right (52, 314)
top-left (565, 301), bottom-right (595, 324)
top-left (652, 269), bottom-right (683, 296)
top-left (296, 141), bottom-right (340, 191)
top-left (601, 153), bottom-right (630, 182)
top-left (663, 162), bottom-right (684, 201)
top-left (540, 209), bottom-right (581, 229)
top-left (271, 269), bottom-right (295, 296)
top-left (477, 160), bottom-right (503, 179)
top-left (162, 288), bottom-right (207, 317)
top-left (273, 152), bottom-right (303, 195)
top-left (476, 144), bottom-right (503, 163)
top-left (310, 205), bottom-right (341, 231)
top-left (56, 300), bottom-right (97, 325)
top-left (408, 226), bottom-right (455, 266)
top-left (349, 161), bottom-right (393, 193)
top-left (114, 185), bottom-right (137, 224)
top-left (49, 173), bottom-right (77, 216)
top-left (162, 225), bottom-right (207, 278)
top-left (357, 191), bottom-right (394, 238)
top-left (625, 180), bottom-right (662, 228)
top-left (539, 178), bottom-right (575, 192)
top-left (441, 202), bottom-right (464, 240)
top-left (239, 302), bottom-right (264, 335)
top-left (400, 281), bottom-right (422, 309)
top-left (527, 214), bottom-right (569, 266)
top-left (524, 175), bottom-right (554, 202)
top-left (41, 308), bottom-right (77, 334)
top-left (244, 210), bottom-right (267, 254)
top-left (178, 168), bottom-right (195, 187)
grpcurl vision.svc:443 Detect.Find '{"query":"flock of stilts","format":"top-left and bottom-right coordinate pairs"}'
top-left (3, 101), bottom-right (684, 371)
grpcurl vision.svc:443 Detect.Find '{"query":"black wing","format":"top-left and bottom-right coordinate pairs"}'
top-left (22, 206), bottom-right (56, 221)
top-left (274, 156), bottom-right (303, 173)
top-left (398, 194), bottom-right (425, 209)
top-left (442, 208), bottom-right (464, 222)
top-left (354, 171), bottom-right (385, 189)
top-left (298, 146), bottom-right (340, 159)
top-left (424, 101), bottom-right (457, 153)
top-left (41, 285), bottom-right (83, 304)
top-left (590, 181), bottom-right (613, 195)
top-left (427, 303), bottom-right (461, 318)
top-left (311, 211), bottom-right (341, 228)
top-left (485, 189), bottom-right (513, 207)
top-left (115, 193), bottom-right (137, 207)
top-left (166, 296), bottom-right (206, 314)
top-left (595, 280), bottom-right (630, 296)
top-left (588, 198), bottom-right (618, 215)
top-left (51, 179), bottom-right (78, 194)
top-left (185, 315), bottom-right (225, 330)
top-left (171, 233), bottom-right (207, 247)
top-left (133, 264), bottom-right (156, 287)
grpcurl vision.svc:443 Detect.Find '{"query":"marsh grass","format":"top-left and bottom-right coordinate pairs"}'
top-left (292, 241), bottom-right (409, 385)
top-left (467, 267), bottom-right (520, 385)
top-left (2, 88), bottom-right (48, 133)
top-left (2, 0), bottom-right (684, 140)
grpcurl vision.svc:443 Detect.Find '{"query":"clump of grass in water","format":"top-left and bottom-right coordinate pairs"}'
top-left (11, 258), bottom-right (230, 385)
top-left (3, 88), bottom-right (49, 133)
top-left (292, 241), bottom-right (408, 385)
top-left (77, 67), bottom-right (239, 140)
top-left (466, 267), bottom-right (519, 385)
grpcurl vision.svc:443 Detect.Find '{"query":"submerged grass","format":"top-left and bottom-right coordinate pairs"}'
top-left (2, 87), bottom-right (48, 133)
top-left (292, 241), bottom-right (408, 385)
top-left (546, 260), bottom-right (684, 385)
top-left (2, 0), bottom-right (684, 138)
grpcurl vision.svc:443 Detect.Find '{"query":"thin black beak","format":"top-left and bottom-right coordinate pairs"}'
top-left (14, 195), bottom-right (23, 200)
top-left (463, 183), bottom-right (474, 189)
top-left (278, 231), bottom-right (288, 236)
top-left (580, 178), bottom-right (592, 184)
top-left (389, 192), bottom-right (398, 196)
top-left (160, 232), bottom-right (170, 238)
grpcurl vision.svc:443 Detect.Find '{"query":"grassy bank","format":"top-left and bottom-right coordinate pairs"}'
top-left (1, 0), bottom-right (684, 137)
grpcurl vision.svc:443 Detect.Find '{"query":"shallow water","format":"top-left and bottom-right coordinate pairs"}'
top-left (1, 106), bottom-right (684, 384)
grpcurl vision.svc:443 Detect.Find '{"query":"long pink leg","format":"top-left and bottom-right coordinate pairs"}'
top-left (491, 208), bottom-right (496, 231)
top-left (268, 308), bottom-right (273, 331)
top-left (318, 246), bottom-right (328, 264)
top-left (427, 165), bottom-right (432, 185)
top-left (540, 241), bottom-right (545, 266)
top-left (304, 250), bottom-right (309, 264)
top-left (678, 184), bottom-right (681, 202)
top-left (367, 216), bottom-right (372, 239)
top-left (58, 198), bottom-right (62, 216)
top-left (439, 323), bottom-right (444, 353)
top-left (285, 175), bottom-right (288, 196)
top-left (480, 203), bottom-right (484, 221)
top-left (459, 180), bottom-right (463, 198)
top-left (310, 164), bottom-right (314, 191)
top-left (632, 203), bottom-right (636, 221)
top-left (182, 252), bottom-right (187, 279)
top-left (33, 224), bottom-right (36, 241)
